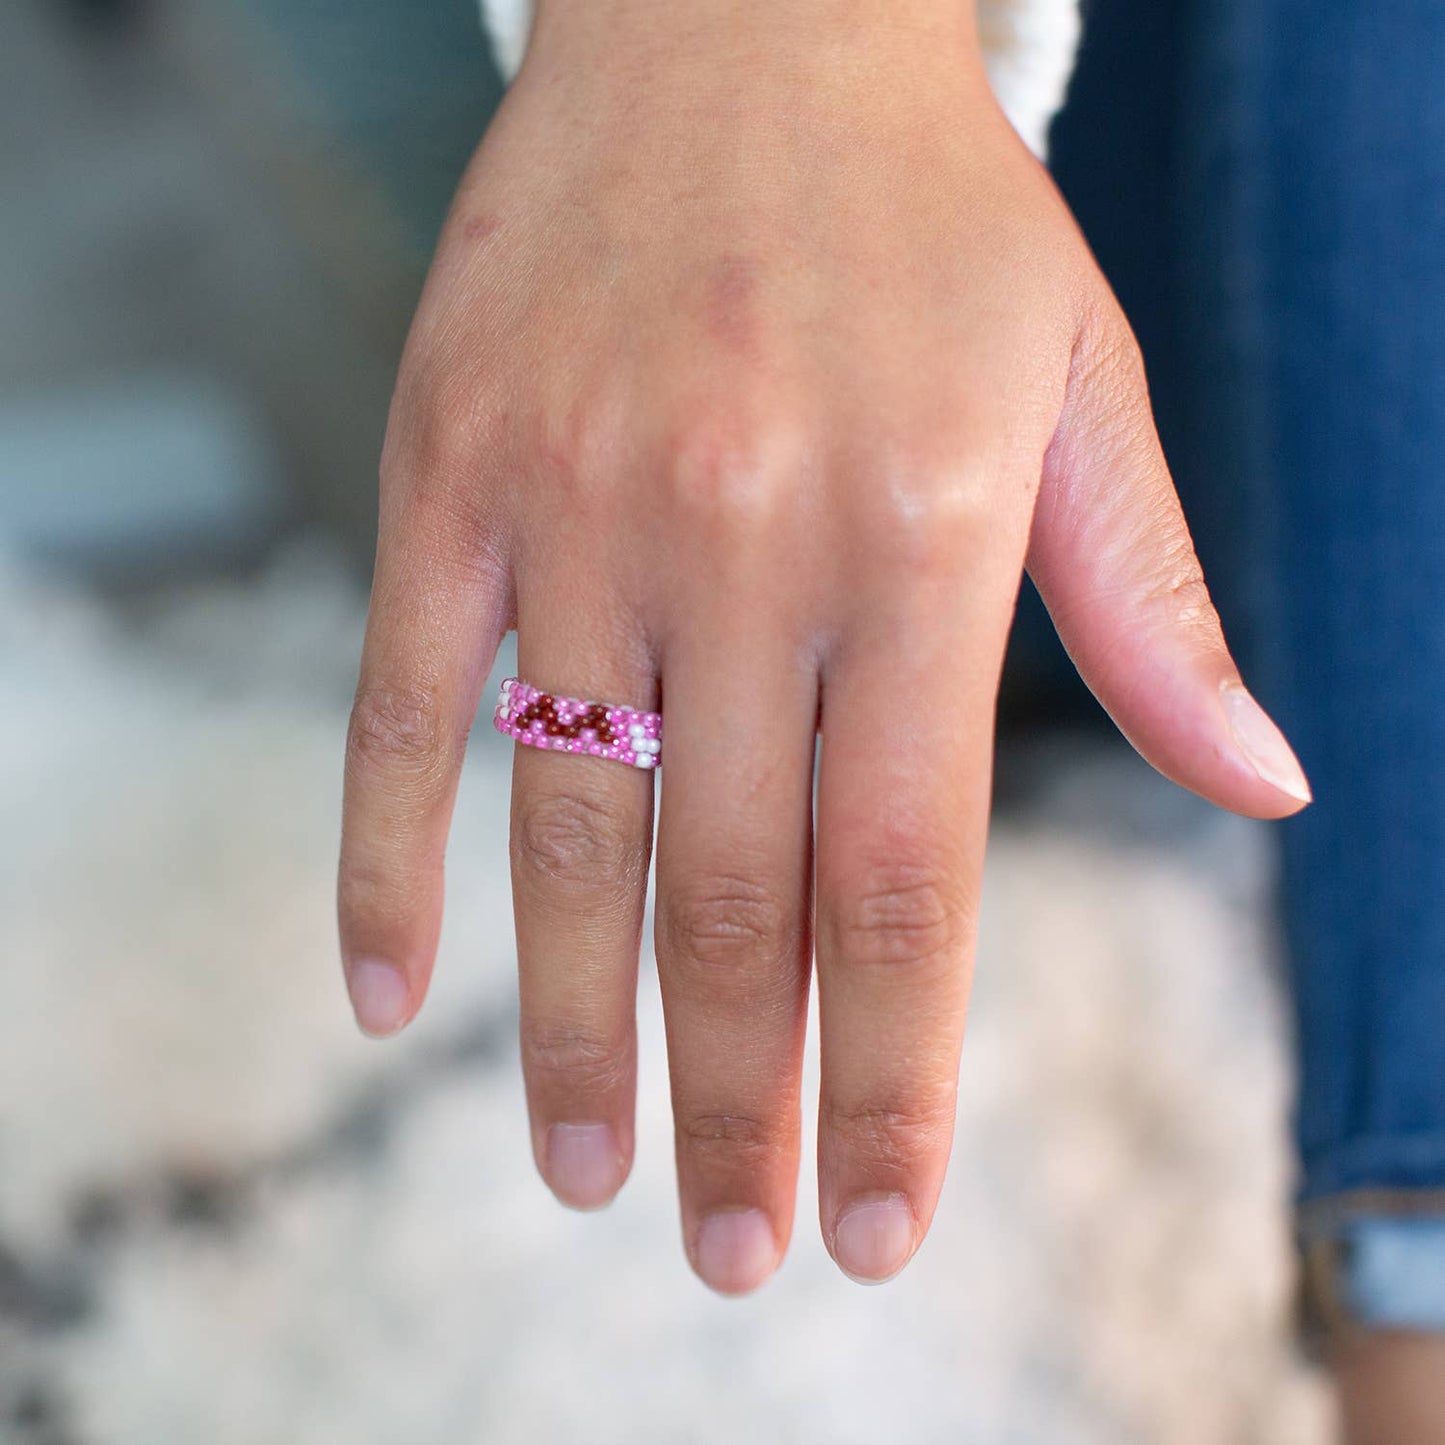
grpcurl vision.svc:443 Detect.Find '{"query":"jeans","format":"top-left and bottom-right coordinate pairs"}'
top-left (1051, 0), bottom-right (1445, 1334)
top-left (245, 0), bottom-right (1445, 1335)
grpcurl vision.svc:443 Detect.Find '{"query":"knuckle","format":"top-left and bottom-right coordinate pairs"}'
top-left (661, 874), bottom-right (790, 976)
top-left (659, 875), bottom-right (801, 1011)
top-left (389, 365), bottom-right (498, 493)
top-left (421, 365), bottom-right (498, 465)
top-left (1154, 563), bottom-right (1216, 634)
top-left (827, 858), bottom-right (966, 974)
top-left (521, 1020), bottom-right (630, 1097)
top-left (677, 1110), bottom-right (784, 1171)
top-left (824, 1095), bottom-right (956, 1168)
top-left (531, 393), bottom-right (624, 500)
top-left (381, 369), bottom-right (513, 546)
top-left (1143, 536), bottom-right (1218, 633)
top-left (346, 684), bottom-right (452, 784)
top-left (865, 455), bottom-right (995, 572)
top-left (664, 409), bottom-right (805, 535)
top-left (336, 856), bottom-right (404, 928)
top-left (511, 790), bottom-right (641, 892)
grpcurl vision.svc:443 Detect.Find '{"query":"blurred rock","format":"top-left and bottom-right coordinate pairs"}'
top-left (0, 375), bottom-right (283, 574)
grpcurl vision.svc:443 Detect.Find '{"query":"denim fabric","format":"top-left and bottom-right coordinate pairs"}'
top-left (1319, 1218), bottom-right (1445, 1333)
top-left (1053, 0), bottom-right (1445, 1330)
top-left (1166, 0), bottom-right (1445, 1205)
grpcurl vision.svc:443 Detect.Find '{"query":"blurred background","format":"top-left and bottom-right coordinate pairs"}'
top-left (1, 0), bottom-right (1338, 1440)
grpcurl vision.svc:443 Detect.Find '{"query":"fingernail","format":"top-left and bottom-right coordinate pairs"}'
top-left (693, 1208), bottom-right (778, 1296)
top-left (544, 1123), bottom-right (624, 1211)
top-left (1221, 682), bottom-right (1313, 803)
top-left (833, 1193), bottom-right (916, 1284)
top-left (347, 957), bottom-right (411, 1038)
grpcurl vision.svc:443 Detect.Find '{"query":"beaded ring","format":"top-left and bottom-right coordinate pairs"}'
top-left (492, 677), bottom-right (662, 770)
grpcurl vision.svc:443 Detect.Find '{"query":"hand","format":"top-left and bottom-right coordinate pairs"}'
top-left (337, 0), bottom-right (1311, 1295)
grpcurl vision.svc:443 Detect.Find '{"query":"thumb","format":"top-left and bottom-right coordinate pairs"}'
top-left (1026, 295), bottom-right (1311, 819)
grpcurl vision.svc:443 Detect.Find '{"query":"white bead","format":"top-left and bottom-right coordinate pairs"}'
top-left (642, 738), bottom-right (661, 754)
top-left (632, 753), bottom-right (655, 768)
top-left (628, 722), bottom-right (647, 739)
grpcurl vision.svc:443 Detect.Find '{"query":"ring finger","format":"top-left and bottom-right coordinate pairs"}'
top-left (814, 501), bottom-right (1024, 1282)
top-left (508, 559), bottom-right (658, 1211)
top-left (653, 563), bottom-right (820, 1295)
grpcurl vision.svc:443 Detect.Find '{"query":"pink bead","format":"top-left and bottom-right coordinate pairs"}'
top-left (493, 678), bottom-right (662, 770)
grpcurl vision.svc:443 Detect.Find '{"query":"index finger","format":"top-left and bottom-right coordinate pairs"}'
top-left (338, 455), bottom-right (511, 1036)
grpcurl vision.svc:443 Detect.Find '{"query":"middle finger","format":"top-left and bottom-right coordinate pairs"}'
top-left (653, 570), bottom-right (820, 1296)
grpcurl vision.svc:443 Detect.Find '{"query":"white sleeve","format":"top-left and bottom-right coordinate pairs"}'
top-left (476, 0), bottom-right (1081, 159)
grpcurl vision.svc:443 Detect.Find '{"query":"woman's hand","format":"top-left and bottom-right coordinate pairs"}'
top-left (337, 0), bottom-right (1310, 1294)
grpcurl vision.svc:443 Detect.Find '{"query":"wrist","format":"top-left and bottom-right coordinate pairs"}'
top-left (526, 0), bottom-right (985, 80)
top-left (534, 0), bottom-right (976, 28)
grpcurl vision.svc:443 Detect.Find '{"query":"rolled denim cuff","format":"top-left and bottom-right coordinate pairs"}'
top-left (1297, 1192), bottom-right (1445, 1348)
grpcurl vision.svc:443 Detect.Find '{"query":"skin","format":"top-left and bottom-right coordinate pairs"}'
top-left (337, 0), bottom-right (1313, 1295)
top-left (1332, 1334), bottom-right (1445, 1444)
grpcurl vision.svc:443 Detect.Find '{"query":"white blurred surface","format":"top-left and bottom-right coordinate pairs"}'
top-left (0, 547), bottom-right (1337, 1444)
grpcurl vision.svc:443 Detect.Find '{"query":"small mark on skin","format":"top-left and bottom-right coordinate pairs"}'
top-left (459, 211), bottom-right (502, 246)
top-left (701, 252), bottom-right (765, 359)
top-left (436, 212), bottom-right (505, 277)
